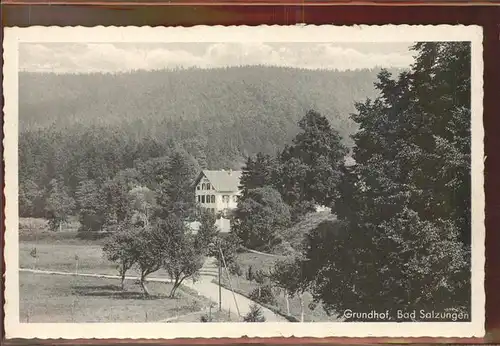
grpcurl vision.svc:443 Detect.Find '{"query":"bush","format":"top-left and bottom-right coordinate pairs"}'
top-left (254, 269), bottom-right (267, 284)
top-left (243, 303), bottom-right (266, 322)
top-left (229, 261), bottom-right (243, 277)
top-left (246, 265), bottom-right (254, 281)
top-left (249, 284), bottom-right (276, 306)
top-left (200, 314), bottom-right (211, 322)
top-left (308, 301), bottom-right (318, 311)
top-left (77, 229), bottom-right (107, 240)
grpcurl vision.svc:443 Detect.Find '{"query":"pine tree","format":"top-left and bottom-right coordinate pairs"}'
top-left (75, 179), bottom-right (107, 238)
top-left (102, 177), bottom-right (132, 226)
top-left (243, 303), bottom-right (266, 322)
top-left (19, 179), bottom-right (44, 217)
top-left (239, 152), bottom-right (278, 198)
top-left (278, 110), bottom-right (347, 219)
top-left (154, 150), bottom-right (198, 221)
top-left (44, 178), bottom-right (75, 231)
top-left (231, 186), bottom-right (291, 250)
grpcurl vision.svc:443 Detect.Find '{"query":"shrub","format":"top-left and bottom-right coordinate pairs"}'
top-left (246, 265), bottom-right (254, 281)
top-left (200, 314), bottom-right (211, 322)
top-left (243, 303), bottom-right (266, 322)
top-left (229, 261), bottom-right (243, 277)
top-left (254, 269), bottom-right (267, 284)
top-left (249, 284), bottom-right (276, 306)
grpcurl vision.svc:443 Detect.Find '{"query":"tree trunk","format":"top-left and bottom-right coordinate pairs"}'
top-left (235, 275), bottom-right (240, 290)
top-left (300, 293), bottom-right (304, 322)
top-left (169, 277), bottom-right (186, 298)
top-left (285, 290), bottom-right (290, 316)
top-left (218, 263), bottom-right (222, 311)
top-left (169, 282), bottom-right (180, 298)
top-left (120, 262), bottom-right (126, 290)
top-left (140, 274), bottom-right (150, 297)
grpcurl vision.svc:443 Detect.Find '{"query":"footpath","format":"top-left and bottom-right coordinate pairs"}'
top-left (186, 257), bottom-right (287, 322)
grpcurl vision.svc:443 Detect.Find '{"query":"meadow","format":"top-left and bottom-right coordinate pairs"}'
top-left (223, 251), bottom-right (339, 322)
top-left (19, 218), bottom-right (234, 322)
top-left (19, 217), bottom-right (336, 322)
top-left (20, 272), bottom-right (212, 323)
top-left (20, 218), bottom-right (173, 278)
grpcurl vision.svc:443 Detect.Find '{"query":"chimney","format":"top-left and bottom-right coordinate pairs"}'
top-left (228, 169), bottom-right (232, 176)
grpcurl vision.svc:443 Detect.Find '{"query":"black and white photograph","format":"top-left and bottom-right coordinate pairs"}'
top-left (3, 25), bottom-right (484, 339)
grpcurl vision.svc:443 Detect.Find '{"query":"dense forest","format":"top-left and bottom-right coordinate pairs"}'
top-left (19, 65), bottom-right (392, 217)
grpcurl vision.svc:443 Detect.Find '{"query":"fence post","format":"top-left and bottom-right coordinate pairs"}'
top-left (75, 254), bottom-right (79, 275)
top-left (219, 246), bottom-right (241, 318)
top-left (218, 261), bottom-right (222, 311)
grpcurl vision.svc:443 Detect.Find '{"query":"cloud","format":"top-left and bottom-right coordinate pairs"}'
top-left (19, 42), bottom-right (414, 73)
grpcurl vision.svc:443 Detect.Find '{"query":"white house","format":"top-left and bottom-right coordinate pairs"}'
top-left (192, 169), bottom-right (242, 232)
top-left (193, 169), bottom-right (242, 215)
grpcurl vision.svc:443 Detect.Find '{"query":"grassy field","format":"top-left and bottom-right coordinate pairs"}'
top-left (19, 217), bottom-right (237, 323)
top-left (236, 251), bottom-right (279, 273)
top-left (20, 242), bottom-right (115, 274)
top-left (19, 217), bottom-right (86, 243)
top-left (20, 272), bottom-right (213, 323)
top-left (19, 217), bottom-right (336, 322)
top-left (19, 217), bottom-right (176, 279)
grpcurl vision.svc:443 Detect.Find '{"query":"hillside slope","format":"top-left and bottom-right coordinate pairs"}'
top-left (20, 66), bottom-right (383, 139)
top-left (19, 66), bottom-right (398, 212)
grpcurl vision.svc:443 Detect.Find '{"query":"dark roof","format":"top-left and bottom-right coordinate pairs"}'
top-left (194, 170), bottom-right (242, 192)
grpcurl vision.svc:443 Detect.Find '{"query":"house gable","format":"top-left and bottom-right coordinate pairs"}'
top-left (193, 170), bottom-right (242, 193)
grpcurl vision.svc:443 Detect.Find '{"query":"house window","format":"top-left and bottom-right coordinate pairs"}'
top-left (201, 195), bottom-right (205, 203)
top-left (223, 195), bottom-right (229, 203)
top-left (197, 195), bottom-right (200, 203)
top-left (202, 183), bottom-right (206, 190)
top-left (233, 195), bottom-right (238, 203)
top-left (211, 195), bottom-right (215, 203)
top-left (197, 185), bottom-right (200, 190)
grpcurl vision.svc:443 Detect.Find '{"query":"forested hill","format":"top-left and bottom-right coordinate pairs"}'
top-left (19, 66), bottom-right (394, 216)
top-left (20, 66), bottom-right (384, 136)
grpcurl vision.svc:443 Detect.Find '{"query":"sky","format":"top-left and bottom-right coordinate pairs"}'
top-left (19, 42), bottom-right (416, 73)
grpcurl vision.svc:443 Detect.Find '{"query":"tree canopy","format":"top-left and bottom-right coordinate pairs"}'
top-left (19, 66), bottom-right (387, 219)
top-left (301, 42), bottom-right (471, 321)
top-left (232, 186), bottom-right (291, 250)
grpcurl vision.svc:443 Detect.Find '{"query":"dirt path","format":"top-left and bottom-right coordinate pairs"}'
top-left (19, 268), bottom-right (174, 282)
top-left (20, 267), bottom-right (288, 322)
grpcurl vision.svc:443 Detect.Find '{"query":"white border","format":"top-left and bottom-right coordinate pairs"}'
top-left (3, 25), bottom-right (485, 339)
